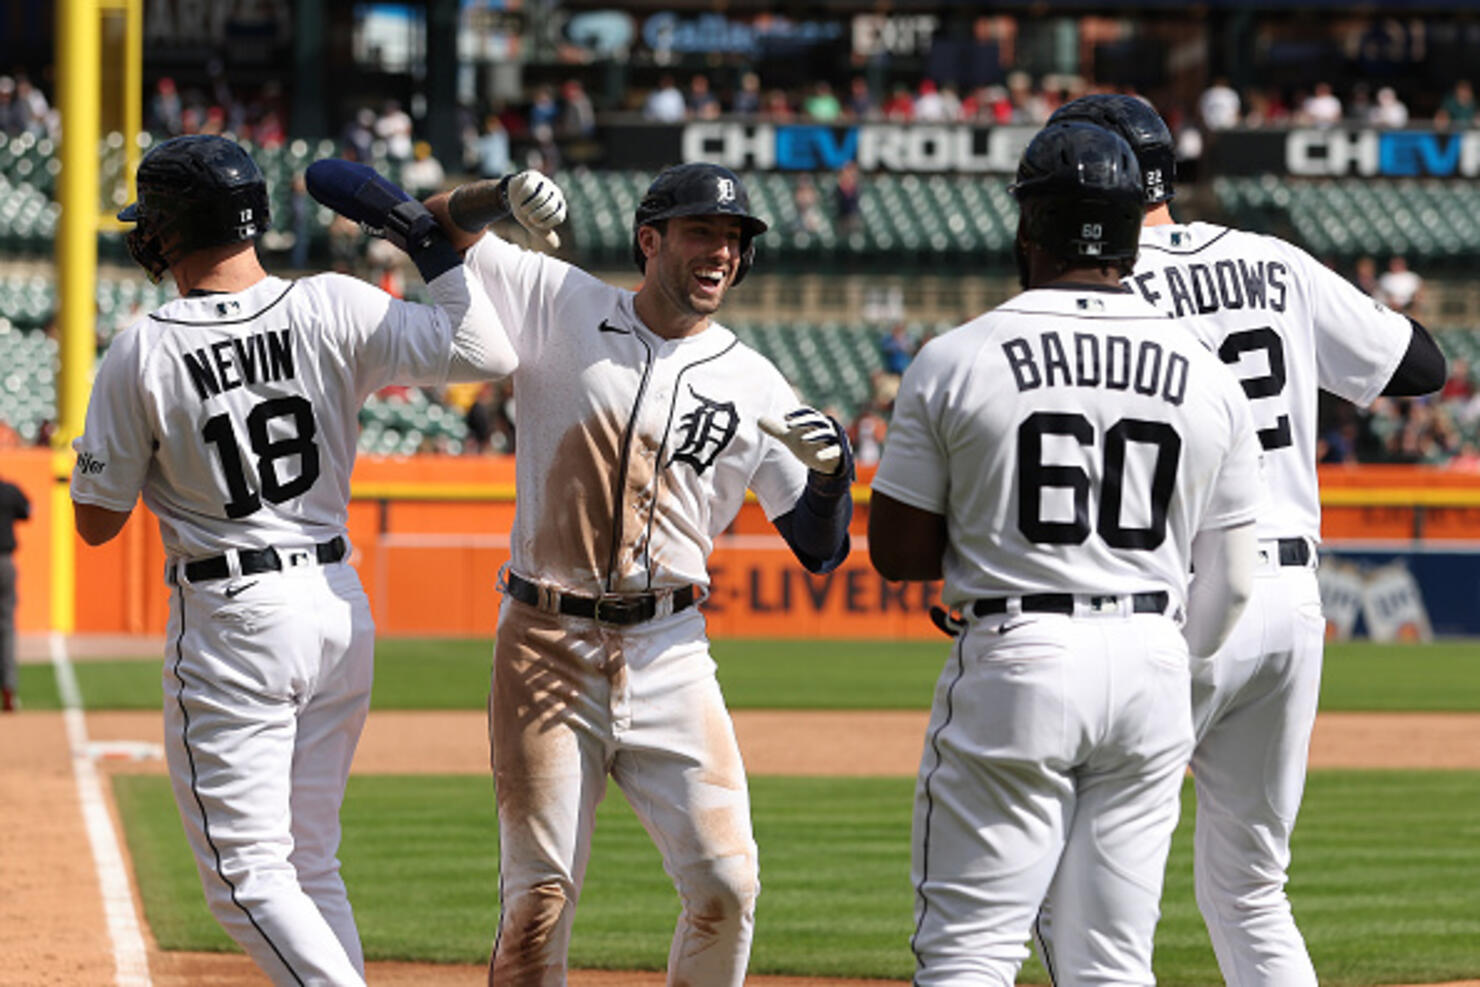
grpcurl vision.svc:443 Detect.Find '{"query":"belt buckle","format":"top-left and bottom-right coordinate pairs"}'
top-left (1090, 595), bottom-right (1119, 614)
top-left (594, 594), bottom-right (648, 624)
top-left (286, 549), bottom-right (313, 568)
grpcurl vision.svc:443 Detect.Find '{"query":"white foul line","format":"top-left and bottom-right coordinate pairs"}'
top-left (51, 632), bottom-right (153, 986)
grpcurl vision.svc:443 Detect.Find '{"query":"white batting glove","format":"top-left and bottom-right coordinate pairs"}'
top-left (504, 170), bottom-right (567, 249)
top-left (759, 406), bottom-right (846, 475)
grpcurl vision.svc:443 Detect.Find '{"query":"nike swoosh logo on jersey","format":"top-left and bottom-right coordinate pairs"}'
top-left (224, 581), bottom-right (257, 599)
top-left (998, 619), bottom-right (1031, 635)
top-left (598, 320), bottom-right (630, 334)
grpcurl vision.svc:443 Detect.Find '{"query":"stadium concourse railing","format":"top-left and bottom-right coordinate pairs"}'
top-left (5, 447), bottom-right (1474, 640)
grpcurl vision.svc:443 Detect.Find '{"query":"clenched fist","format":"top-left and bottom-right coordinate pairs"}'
top-left (503, 171), bottom-right (567, 249)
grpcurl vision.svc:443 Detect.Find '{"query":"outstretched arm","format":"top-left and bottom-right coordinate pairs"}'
top-left (306, 158), bottom-right (517, 379)
top-left (1381, 318), bottom-right (1447, 396)
top-left (425, 171), bottom-right (568, 253)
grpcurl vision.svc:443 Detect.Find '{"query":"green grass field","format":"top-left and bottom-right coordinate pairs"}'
top-left (38, 635), bottom-right (1480, 982)
top-left (18, 637), bottom-right (1480, 712)
top-left (114, 771), bottom-right (1480, 984)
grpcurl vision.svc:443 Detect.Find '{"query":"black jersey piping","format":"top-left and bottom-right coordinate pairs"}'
top-left (604, 330), bottom-right (657, 593)
top-left (641, 338), bottom-right (741, 590)
top-left (910, 633), bottom-right (968, 975)
top-left (170, 591), bottom-right (306, 985)
top-left (150, 282), bottom-right (296, 327)
top-left (1136, 226), bottom-right (1235, 256)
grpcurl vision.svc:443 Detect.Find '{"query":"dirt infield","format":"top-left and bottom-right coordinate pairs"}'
top-left (3, 707), bottom-right (1479, 986)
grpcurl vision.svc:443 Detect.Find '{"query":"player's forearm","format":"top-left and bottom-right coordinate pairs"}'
top-left (429, 265), bottom-right (518, 380)
top-left (423, 191), bottom-right (485, 253)
top-left (1182, 521), bottom-right (1256, 658)
top-left (774, 475), bottom-right (853, 573)
top-left (1381, 318), bottom-right (1447, 396)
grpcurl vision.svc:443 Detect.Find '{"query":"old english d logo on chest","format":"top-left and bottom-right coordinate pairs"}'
top-left (668, 385), bottom-right (737, 476)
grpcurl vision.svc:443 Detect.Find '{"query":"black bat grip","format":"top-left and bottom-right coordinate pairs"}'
top-left (447, 178), bottom-right (510, 233)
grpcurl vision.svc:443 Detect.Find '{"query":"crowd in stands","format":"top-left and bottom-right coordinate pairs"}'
top-left (1197, 77), bottom-right (1478, 132)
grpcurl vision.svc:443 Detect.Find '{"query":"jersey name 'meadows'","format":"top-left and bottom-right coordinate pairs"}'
top-left (1002, 330), bottom-right (1189, 406)
top-left (1129, 259), bottom-right (1289, 319)
top-left (180, 328), bottom-right (296, 401)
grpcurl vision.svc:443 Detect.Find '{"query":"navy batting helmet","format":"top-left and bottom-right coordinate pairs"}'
top-left (632, 163), bottom-right (769, 285)
top-left (1048, 94), bottom-right (1176, 204)
top-left (1010, 121), bottom-right (1144, 267)
top-left (118, 135), bottom-right (271, 283)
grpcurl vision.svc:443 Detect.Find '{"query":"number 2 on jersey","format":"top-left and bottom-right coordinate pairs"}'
top-left (1017, 411), bottom-right (1181, 550)
top-left (1218, 327), bottom-right (1293, 451)
top-left (201, 396), bottom-right (321, 518)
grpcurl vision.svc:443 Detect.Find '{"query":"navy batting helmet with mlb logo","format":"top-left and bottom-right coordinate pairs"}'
top-left (1049, 94), bottom-right (1177, 205)
top-left (1010, 121), bottom-right (1144, 267)
top-left (117, 135), bottom-right (271, 283)
top-left (632, 162), bottom-right (769, 285)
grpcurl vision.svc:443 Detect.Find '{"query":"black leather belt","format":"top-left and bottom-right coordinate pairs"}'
top-left (1275, 537), bottom-right (1311, 566)
top-left (180, 536), bottom-right (347, 583)
top-left (505, 571), bottom-right (696, 625)
top-left (972, 590), bottom-right (1170, 618)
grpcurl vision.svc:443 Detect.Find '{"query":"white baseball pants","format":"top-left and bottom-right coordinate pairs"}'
top-left (1189, 555), bottom-right (1324, 986)
top-left (163, 556), bottom-right (374, 987)
top-left (488, 599), bottom-right (758, 986)
top-left (912, 607), bottom-right (1194, 986)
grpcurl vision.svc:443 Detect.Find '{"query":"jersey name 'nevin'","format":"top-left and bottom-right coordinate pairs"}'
top-left (180, 327), bottom-right (296, 401)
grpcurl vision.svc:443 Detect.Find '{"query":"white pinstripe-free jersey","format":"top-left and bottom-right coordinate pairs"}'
top-left (71, 273), bottom-right (475, 558)
top-left (1130, 222), bottom-right (1411, 542)
top-left (873, 285), bottom-right (1262, 611)
top-left (461, 234), bottom-right (808, 595)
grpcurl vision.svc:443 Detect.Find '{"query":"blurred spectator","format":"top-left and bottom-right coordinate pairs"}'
top-left (791, 175), bottom-right (824, 234)
top-left (526, 123), bottom-right (562, 176)
top-left (687, 74), bottom-right (721, 119)
top-left (0, 77), bottom-right (17, 135)
top-left (559, 79), bottom-right (596, 138)
top-left (401, 140), bottom-right (446, 199)
top-left (1242, 87), bottom-right (1290, 128)
top-left (834, 161), bottom-right (862, 235)
top-left (1299, 82), bottom-right (1342, 126)
top-left (342, 107), bottom-right (376, 163)
top-left (845, 77), bottom-right (876, 120)
top-left (288, 171), bottom-right (312, 270)
top-left (733, 72), bottom-right (762, 116)
top-left (850, 405), bottom-right (887, 468)
top-left (803, 81), bottom-right (842, 122)
top-left (1198, 77), bottom-right (1241, 130)
top-left (882, 84), bottom-right (915, 121)
top-left (1440, 357), bottom-right (1474, 403)
top-left (11, 72), bottom-right (49, 137)
top-left (914, 80), bottom-right (950, 122)
top-left (465, 380), bottom-right (517, 454)
top-left (1436, 81), bottom-right (1477, 129)
top-left (1345, 82), bottom-right (1374, 124)
top-left (1377, 256), bottom-right (1423, 315)
top-left (475, 113), bottom-right (511, 178)
top-left (879, 322), bottom-right (916, 375)
top-left (149, 76), bottom-right (184, 136)
top-left (1449, 442), bottom-right (1480, 472)
top-left (762, 89), bottom-right (794, 122)
top-left (1352, 255), bottom-right (1381, 297)
top-left (376, 99), bottom-right (415, 161)
top-left (327, 212), bottom-right (362, 274)
top-left (1005, 71), bottom-right (1048, 123)
top-left (644, 74), bottom-right (686, 122)
top-left (1368, 86), bottom-right (1408, 128)
top-left (528, 85), bottom-right (560, 132)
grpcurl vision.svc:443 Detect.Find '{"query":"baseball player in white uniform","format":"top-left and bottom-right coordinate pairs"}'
top-left (1047, 95), bottom-right (1448, 985)
top-left (870, 121), bottom-right (1262, 985)
top-left (69, 136), bottom-right (551, 986)
top-left (406, 162), bottom-right (851, 984)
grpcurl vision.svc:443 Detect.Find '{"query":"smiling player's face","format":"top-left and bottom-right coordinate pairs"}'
top-left (648, 215), bottom-right (743, 319)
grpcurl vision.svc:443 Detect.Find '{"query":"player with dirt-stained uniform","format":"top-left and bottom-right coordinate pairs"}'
top-left (1044, 95), bottom-right (1448, 986)
top-left (400, 162), bottom-right (854, 985)
top-left (68, 135), bottom-right (549, 986)
top-left (870, 121), bottom-right (1263, 985)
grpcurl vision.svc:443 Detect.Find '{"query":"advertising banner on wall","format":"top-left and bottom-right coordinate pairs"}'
top-left (1207, 128), bottom-right (1480, 178)
top-left (1317, 547), bottom-right (1480, 639)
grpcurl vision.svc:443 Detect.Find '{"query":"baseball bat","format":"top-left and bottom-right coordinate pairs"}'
top-left (449, 178), bottom-right (561, 249)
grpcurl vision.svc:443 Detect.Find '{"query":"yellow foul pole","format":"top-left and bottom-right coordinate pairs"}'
top-left (54, 0), bottom-right (103, 633)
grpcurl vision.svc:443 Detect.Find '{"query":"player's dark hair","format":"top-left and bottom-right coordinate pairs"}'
top-left (117, 135), bottom-right (271, 283)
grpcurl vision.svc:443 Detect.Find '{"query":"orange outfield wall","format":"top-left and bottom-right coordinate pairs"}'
top-left (2, 448), bottom-right (1477, 637)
